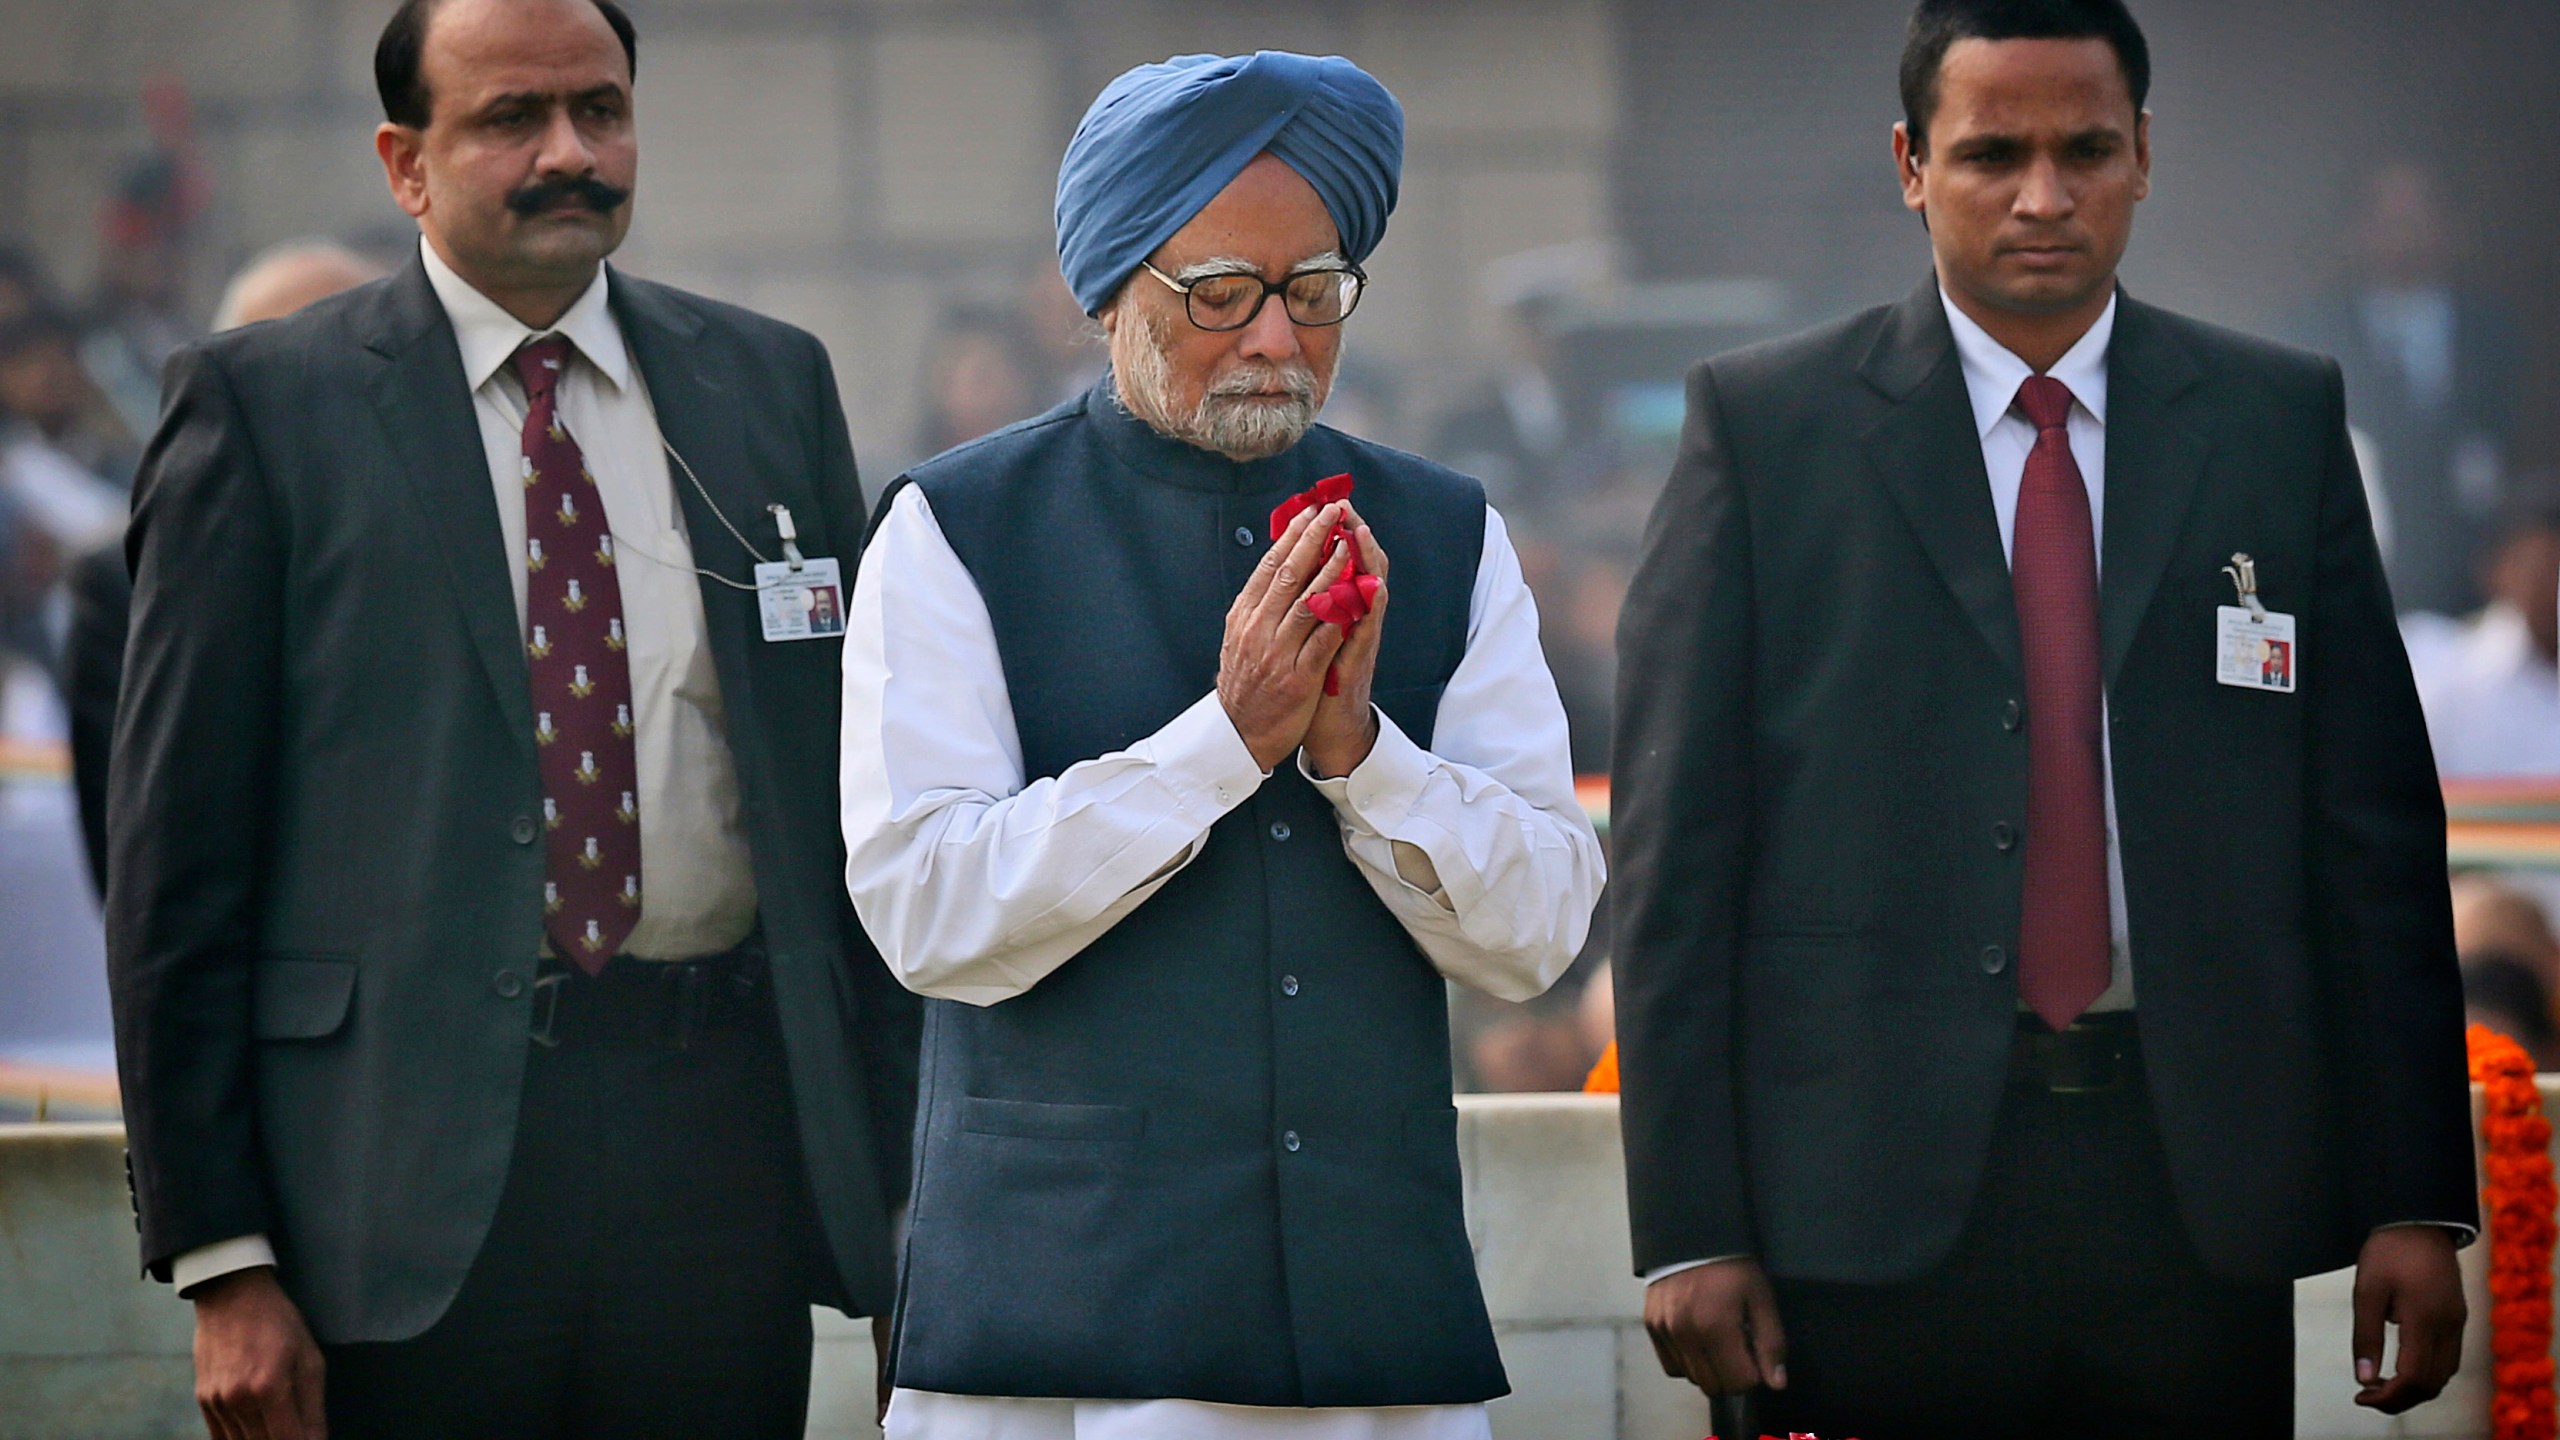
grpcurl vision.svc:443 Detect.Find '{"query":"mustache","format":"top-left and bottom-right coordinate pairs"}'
top-left (1203, 361), bottom-right (1318, 405)
top-left (505, 174), bottom-right (632, 217)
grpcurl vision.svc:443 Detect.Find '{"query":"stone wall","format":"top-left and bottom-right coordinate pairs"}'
top-left (0, 1095), bottom-right (2519, 1439)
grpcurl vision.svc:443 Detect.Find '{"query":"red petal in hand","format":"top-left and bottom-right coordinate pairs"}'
top-left (1269, 474), bottom-right (1372, 635)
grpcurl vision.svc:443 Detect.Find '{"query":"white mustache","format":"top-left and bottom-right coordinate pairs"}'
top-left (1205, 364), bottom-right (1318, 404)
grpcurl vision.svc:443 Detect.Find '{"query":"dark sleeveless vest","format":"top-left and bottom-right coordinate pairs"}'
top-left (882, 381), bottom-right (1500, 1407)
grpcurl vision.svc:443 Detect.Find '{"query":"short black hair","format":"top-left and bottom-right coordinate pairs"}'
top-left (376, 0), bottom-right (639, 130)
top-left (1900, 0), bottom-right (2151, 155)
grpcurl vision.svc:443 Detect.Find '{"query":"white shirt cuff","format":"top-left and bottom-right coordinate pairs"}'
top-left (1302, 705), bottom-right (1432, 830)
top-left (2375, 1219), bottom-right (2480, 1247)
top-left (1642, 1255), bottom-right (1750, 1286)
top-left (1159, 691), bottom-right (1273, 820)
top-left (1300, 708), bottom-right (1451, 904)
top-left (171, 1234), bottom-right (278, 1296)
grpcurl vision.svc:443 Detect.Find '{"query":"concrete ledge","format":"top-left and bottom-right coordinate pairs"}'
top-left (2, 1092), bottom-right (2525, 1439)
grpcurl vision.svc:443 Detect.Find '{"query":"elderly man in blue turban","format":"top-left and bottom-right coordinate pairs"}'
top-left (841, 51), bottom-right (1605, 1439)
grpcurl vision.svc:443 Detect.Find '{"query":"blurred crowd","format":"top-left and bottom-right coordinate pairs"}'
top-left (2, 144), bottom-right (2554, 1090)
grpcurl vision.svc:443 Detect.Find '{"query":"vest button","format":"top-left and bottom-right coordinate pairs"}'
top-left (510, 815), bottom-right (539, 845)
top-left (492, 969), bottom-right (526, 999)
top-left (1992, 822), bottom-right (2018, 851)
top-left (1282, 1129), bottom-right (1302, 1152)
top-left (1980, 944), bottom-right (2009, 975)
top-left (1233, 526), bottom-right (1256, 547)
top-left (1281, 974), bottom-right (1300, 997)
top-left (2001, 699), bottom-right (2023, 732)
top-left (1269, 821), bottom-right (1292, 842)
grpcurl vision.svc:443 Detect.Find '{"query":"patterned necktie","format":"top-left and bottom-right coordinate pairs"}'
top-left (2010, 376), bottom-right (2110, 1031)
top-left (516, 337), bottom-right (641, 973)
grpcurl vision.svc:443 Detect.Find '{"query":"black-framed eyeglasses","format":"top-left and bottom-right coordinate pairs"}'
top-left (1139, 261), bottom-right (1368, 332)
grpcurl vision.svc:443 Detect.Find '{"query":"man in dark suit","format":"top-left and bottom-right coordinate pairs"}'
top-left (107, 2), bottom-right (916, 1436)
top-left (1612, 2), bottom-right (2477, 1435)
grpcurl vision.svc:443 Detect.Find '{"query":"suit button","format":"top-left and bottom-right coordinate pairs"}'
top-left (1234, 526), bottom-right (1256, 547)
top-left (2001, 699), bottom-right (2023, 732)
top-left (1281, 974), bottom-right (1300, 997)
top-left (1992, 822), bottom-right (2018, 851)
top-left (1282, 1129), bottom-right (1302, 1152)
top-left (510, 816), bottom-right (539, 845)
top-left (493, 969), bottom-right (526, 999)
top-left (1980, 945), bottom-right (2009, 975)
top-left (1269, 821), bottom-right (1292, 842)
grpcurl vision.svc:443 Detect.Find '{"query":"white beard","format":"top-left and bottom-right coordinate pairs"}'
top-left (1114, 308), bottom-right (1333, 462)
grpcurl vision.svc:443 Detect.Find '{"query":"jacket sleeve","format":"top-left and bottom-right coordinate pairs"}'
top-left (800, 329), bottom-right (922, 1213)
top-left (2300, 358), bottom-right (2480, 1238)
top-left (1611, 360), bottom-right (1761, 1273)
top-left (105, 343), bottom-right (287, 1279)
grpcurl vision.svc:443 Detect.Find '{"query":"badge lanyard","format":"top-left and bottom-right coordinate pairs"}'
top-left (608, 439), bottom-right (845, 642)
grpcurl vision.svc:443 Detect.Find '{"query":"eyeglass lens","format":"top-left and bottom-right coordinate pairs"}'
top-left (1186, 270), bottom-right (1362, 331)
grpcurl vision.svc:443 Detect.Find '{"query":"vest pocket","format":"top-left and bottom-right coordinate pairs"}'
top-left (962, 1096), bottom-right (1146, 1142)
top-left (251, 955), bottom-right (357, 1041)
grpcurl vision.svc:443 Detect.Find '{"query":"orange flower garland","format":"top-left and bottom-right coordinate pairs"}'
top-left (1584, 1039), bottom-right (1619, 1094)
top-left (2472, 1023), bottom-right (2558, 1440)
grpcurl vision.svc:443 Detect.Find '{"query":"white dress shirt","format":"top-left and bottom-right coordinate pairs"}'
top-left (170, 243), bottom-right (760, 1297)
top-left (843, 484), bottom-right (1604, 1438)
top-left (1940, 288), bottom-right (2136, 1013)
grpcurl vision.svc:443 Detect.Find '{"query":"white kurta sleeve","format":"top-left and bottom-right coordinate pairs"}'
top-left (840, 486), bottom-right (1269, 1006)
top-left (1302, 507), bottom-right (1605, 1002)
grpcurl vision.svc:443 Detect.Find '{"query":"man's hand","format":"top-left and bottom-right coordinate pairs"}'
top-left (193, 1266), bottom-right (326, 1440)
top-left (1302, 509), bottom-right (1388, 779)
top-left (1219, 499), bottom-right (1355, 771)
top-left (1644, 1258), bottom-right (1788, 1397)
top-left (2351, 1225), bottom-right (2465, 1414)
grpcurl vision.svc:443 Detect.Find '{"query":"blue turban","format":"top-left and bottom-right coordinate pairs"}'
top-left (1055, 51), bottom-right (1404, 315)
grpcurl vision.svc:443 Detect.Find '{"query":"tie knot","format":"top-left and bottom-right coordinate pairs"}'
top-left (2016, 375), bottom-right (2075, 433)
top-left (513, 336), bottom-right (573, 400)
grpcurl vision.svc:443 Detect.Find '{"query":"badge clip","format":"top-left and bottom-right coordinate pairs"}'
top-left (769, 504), bottom-right (806, 573)
top-left (2221, 552), bottom-right (2268, 623)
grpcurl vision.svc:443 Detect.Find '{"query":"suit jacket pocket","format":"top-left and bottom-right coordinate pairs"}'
top-left (962, 1096), bottom-right (1146, 1142)
top-left (252, 955), bottom-right (356, 1041)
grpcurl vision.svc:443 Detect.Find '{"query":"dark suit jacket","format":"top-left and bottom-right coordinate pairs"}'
top-left (1611, 281), bottom-right (2477, 1287)
top-left (65, 536), bottom-right (130, 897)
top-left (106, 256), bottom-right (919, 1342)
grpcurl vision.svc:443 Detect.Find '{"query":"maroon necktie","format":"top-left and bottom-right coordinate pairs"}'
top-left (516, 337), bottom-right (641, 973)
top-left (2010, 376), bottom-right (2110, 1031)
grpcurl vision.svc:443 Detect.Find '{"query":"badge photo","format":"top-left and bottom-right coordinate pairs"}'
top-left (756, 556), bottom-right (846, 642)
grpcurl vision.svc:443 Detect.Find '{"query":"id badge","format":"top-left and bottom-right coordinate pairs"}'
top-left (2215, 605), bottom-right (2297, 692)
top-left (755, 557), bottom-right (847, 641)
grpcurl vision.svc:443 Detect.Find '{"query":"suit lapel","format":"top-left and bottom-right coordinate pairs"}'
top-left (362, 259), bottom-right (536, 762)
top-left (1861, 282), bottom-right (2023, 679)
top-left (2097, 296), bottom-right (2212, 686)
top-left (610, 271), bottom-right (766, 715)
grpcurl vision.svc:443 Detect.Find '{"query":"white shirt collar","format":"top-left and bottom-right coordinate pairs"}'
top-left (418, 238), bottom-right (630, 395)
top-left (1939, 285), bottom-right (2115, 439)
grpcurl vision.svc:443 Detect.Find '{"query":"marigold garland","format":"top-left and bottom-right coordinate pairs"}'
top-left (1584, 1039), bottom-right (1619, 1094)
top-left (2470, 1023), bottom-right (2558, 1440)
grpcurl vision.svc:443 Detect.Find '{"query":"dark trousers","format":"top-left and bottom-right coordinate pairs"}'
top-left (1759, 1042), bottom-right (2294, 1440)
top-left (325, 957), bottom-right (822, 1439)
